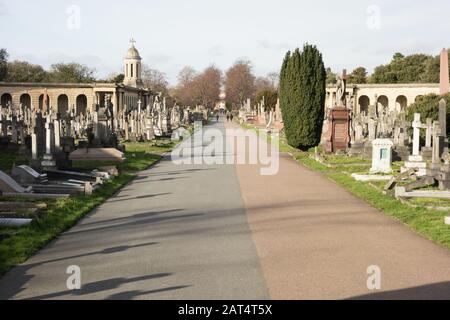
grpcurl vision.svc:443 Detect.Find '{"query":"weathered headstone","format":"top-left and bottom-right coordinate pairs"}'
top-left (0, 170), bottom-right (33, 194)
top-left (370, 139), bottom-right (393, 173)
top-left (11, 165), bottom-right (48, 185)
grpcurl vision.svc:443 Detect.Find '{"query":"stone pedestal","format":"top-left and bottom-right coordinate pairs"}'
top-left (402, 157), bottom-right (427, 176)
top-left (348, 141), bottom-right (365, 157)
top-left (421, 146), bottom-right (433, 161)
top-left (41, 153), bottom-right (57, 171)
top-left (324, 107), bottom-right (351, 153)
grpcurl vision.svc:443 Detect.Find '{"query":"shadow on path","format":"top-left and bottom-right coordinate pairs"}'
top-left (65, 212), bottom-right (201, 236)
top-left (106, 193), bottom-right (171, 203)
top-left (0, 242), bottom-right (161, 300)
top-left (347, 281), bottom-right (450, 300)
top-left (81, 209), bottom-right (183, 227)
top-left (106, 285), bottom-right (191, 300)
top-left (27, 273), bottom-right (174, 300)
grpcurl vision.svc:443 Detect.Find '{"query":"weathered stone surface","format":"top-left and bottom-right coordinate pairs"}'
top-left (0, 170), bottom-right (32, 194)
top-left (98, 166), bottom-right (119, 177)
top-left (440, 48), bottom-right (450, 95)
top-left (395, 186), bottom-right (450, 199)
top-left (11, 165), bottom-right (48, 186)
top-left (445, 216), bottom-right (450, 225)
top-left (69, 148), bottom-right (125, 162)
top-left (0, 202), bottom-right (46, 219)
top-left (351, 174), bottom-right (392, 182)
top-left (370, 139), bottom-right (393, 173)
top-left (404, 176), bottom-right (435, 192)
top-left (402, 161), bottom-right (427, 176)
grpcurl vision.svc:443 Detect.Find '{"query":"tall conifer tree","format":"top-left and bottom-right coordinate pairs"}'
top-left (279, 44), bottom-right (326, 150)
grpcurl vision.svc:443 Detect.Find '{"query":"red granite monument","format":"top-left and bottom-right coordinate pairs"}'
top-left (440, 48), bottom-right (449, 95)
top-left (324, 70), bottom-right (351, 153)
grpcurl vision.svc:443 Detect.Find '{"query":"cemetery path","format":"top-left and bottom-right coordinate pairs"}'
top-left (0, 120), bottom-right (268, 300)
top-left (229, 121), bottom-right (450, 300)
top-left (1, 119), bottom-right (450, 300)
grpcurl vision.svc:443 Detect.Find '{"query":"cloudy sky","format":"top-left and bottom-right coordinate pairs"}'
top-left (1, 0), bottom-right (449, 84)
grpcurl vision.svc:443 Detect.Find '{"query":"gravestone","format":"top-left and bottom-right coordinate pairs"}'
top-left (324, 71), bottom-right (351, 153)
top-left (41, 122), bottom-right (57, 170)
top-left (0, 171), bottom-right (33, 194)
top-left (439, 99), bottom-right (448, 157)
top-left (370, 139), bottom-right (393, 173)
top-left (421, 118), bottom-right (433, 160)
top-left (402, 113), bottom-right (427, 176)
top-left (11, 165), bottom-right (48, 185)
top-left (69, 148), bottom-right (125, 162)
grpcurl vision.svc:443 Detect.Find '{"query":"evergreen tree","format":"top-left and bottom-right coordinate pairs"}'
top-left (279, 44), bottom-right (326, 150)
top-left (0, 49), bottom-right (8, 81)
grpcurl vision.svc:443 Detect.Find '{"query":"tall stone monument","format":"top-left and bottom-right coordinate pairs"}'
top-left (440, 48), bottom-right (449, 95)
top-left (324, 70), bottom-right (351, 153)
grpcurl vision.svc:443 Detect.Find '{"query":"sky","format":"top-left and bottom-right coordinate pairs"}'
top-left (1, 0), bottom-right (450, 85)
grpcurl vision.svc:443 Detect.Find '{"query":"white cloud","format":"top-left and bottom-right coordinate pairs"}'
top-left (0, 2), bottom-right (7, 16)
top-left (208, 45), bottom-right (225, 57)
top-left (2, 0), bottom-right (450, 84)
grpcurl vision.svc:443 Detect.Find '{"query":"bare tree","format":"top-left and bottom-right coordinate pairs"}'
top-left (225, 59), bottom-right (256, 108)
top-left (177, 66), bottom-right (197, 87)
top-left (255, 76), bottom-right (273, 95)
top-left (142, 64), bottom-right (169, 94)
top-left (267, 71), bottom-right (279, 88)
top-left (192, 65), bottom-right (222, 108)
top-left (174, 65), bottom-right (222, 108)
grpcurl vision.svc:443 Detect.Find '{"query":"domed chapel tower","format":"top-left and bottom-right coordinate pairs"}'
top-left (123, 38), bottom-right (143, 87)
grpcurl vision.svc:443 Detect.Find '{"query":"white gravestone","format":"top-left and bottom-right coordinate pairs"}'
top-left (371, 139), bottom-right (394, 173)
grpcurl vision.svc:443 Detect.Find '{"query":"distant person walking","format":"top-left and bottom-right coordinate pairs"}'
top-left (226, 114), bottom-right (230, 122)
top-left (216, 114), bottom-right (219, 122)
top-left (230, 114), bottom-right (234, 122)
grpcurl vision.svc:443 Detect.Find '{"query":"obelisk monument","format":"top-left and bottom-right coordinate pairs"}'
top-left (440, 48), bottom-right (449, 95)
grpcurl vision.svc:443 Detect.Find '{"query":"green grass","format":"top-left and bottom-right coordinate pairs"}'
top-left (0, 146), bottom-right (30, 174)
top-left (0, 140), bottom-right (176, 276)
top-left (239, 121), bottom-right (450, 249)
top-left (323, 154), bottom-right (369, 165)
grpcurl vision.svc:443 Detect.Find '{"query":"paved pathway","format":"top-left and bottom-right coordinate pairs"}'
top-left (231, 119), bottom-right (450, 299)
top-left (0, 120), bottom-right (268, 300)
top-left (0, 119), bottom-right (449, 299)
